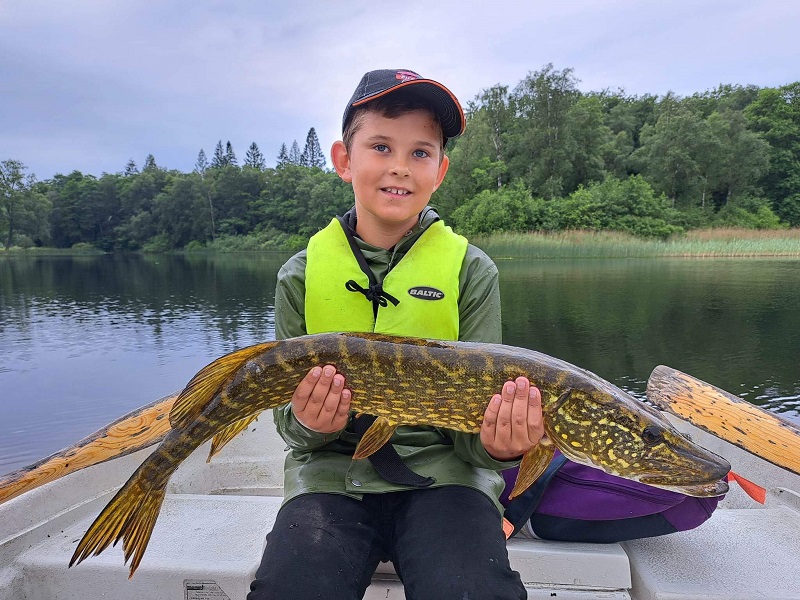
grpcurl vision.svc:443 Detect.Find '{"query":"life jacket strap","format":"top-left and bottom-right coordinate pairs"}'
top-left (353, 414), bottom-right (435, 488)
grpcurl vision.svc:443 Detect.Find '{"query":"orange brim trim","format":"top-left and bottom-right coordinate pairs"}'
top-left (352, 79), bottom-right (466, 136)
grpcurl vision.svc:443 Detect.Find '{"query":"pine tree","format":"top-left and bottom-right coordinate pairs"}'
top-left (124, 159), bottom-right (138, 176)
top-left (277, 143), bottom-right (289, 167)
top-left (194, 149), bottom-right (208, 175)
top-left (225, 141), bottom-right (238, 166)
top-left (211, 140), bottom-right (227, 168)
top-left (143, 154), bottom-right (158, 171)
top-left (301, 127), bottom-right (326, 169)
top-left (288, 140), bottom-right (302, 165)
top-left (244, 142), bottom-right (266, 170)
top-left (195, 149), bottom-right (215, 238)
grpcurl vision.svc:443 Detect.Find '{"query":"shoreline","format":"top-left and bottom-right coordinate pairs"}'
top-left (3, 228), bottom-right (800, 259)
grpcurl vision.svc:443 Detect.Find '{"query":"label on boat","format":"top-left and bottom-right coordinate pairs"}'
top-left (184, 580), bottom-right (231, 600)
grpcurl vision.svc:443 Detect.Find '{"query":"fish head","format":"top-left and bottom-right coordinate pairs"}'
top-left (547, 384), bottom-right (730, 497)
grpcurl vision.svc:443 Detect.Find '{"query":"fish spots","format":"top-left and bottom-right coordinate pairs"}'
top-left (606, 449), bottom-right (630, 469)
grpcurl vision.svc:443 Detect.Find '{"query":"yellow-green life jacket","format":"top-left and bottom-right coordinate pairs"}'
top-left (305, 217), bottom-right (467, 340)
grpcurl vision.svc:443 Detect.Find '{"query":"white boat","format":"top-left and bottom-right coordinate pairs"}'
top-left (1, 367), bottom-right (799, 600)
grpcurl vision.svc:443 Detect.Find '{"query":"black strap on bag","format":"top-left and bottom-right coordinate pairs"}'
top-left (353, 414), bottom-right (435, 488)
top-left (503, 453), bottom-right (568, 537)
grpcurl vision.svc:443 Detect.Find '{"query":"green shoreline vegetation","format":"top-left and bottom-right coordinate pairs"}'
top-left (3, 228), bottom-right (799, 260)
top-left (2, 65), bottom-right (799, 255)
top-left (474, 228), bottom-right (800, 259)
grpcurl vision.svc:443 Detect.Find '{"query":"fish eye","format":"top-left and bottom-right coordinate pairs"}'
top-left (642, 425), bottom-right (664, 445)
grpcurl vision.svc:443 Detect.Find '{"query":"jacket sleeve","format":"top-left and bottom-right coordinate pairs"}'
top-left (449, 245), bottom-right (521, 471)
top-left (271, 251), bottom-right (346, 452)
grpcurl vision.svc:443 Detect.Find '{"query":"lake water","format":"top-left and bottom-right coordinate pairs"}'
top-left (1, 254), bottom-right (799, 476)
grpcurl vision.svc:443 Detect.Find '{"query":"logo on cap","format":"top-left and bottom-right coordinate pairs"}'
top-left (396, 70), bottom-right (420, 83)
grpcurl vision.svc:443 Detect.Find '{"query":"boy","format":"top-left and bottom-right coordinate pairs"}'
top-left (248, 69), bottom-right (543, 600)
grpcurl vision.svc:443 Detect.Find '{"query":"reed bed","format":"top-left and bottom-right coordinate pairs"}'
top-left (0, 245), bottom-right (104, 256)
top-left (473, 229), bottom-right (800, 259)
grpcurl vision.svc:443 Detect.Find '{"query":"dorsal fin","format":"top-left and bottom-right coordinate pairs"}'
top-left (170, 342), bottom-right (277, 429)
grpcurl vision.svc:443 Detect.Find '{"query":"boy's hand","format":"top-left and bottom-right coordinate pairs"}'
top-left (481, 377), bottom-right (544, 461)
top-left (291, 365), bottom-right (351, 433)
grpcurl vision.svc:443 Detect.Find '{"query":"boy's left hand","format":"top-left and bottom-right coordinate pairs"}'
top-left (481, 377), bottom-right (544, 461)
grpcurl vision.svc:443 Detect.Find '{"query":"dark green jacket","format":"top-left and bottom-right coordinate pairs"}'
top-left (272, 207), bottom-right (517, 512)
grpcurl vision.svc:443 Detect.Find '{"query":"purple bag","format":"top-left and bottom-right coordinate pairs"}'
top-left (501, 450), bottom-right (723, 541)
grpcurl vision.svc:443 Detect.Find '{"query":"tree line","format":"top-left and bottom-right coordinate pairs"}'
top-left (2, 65), bottom-right (799, 251)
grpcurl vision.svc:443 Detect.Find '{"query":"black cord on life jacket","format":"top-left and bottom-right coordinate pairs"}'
top-left (337, 215), bottom-right (400, 319)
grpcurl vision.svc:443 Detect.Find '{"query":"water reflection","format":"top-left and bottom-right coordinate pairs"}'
top-left (0, 254), bottom-right (286, 475)
top-left (497, 257), bottom-right (800, 417)
top-left (1, 254), bottom-right (798, 476)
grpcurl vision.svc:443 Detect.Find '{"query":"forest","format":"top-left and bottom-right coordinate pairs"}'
top-left (2, 65), bottom-right (799, 252)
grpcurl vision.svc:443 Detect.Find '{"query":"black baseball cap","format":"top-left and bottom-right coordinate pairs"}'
top-left (342, 69), bottom-right (466, 140)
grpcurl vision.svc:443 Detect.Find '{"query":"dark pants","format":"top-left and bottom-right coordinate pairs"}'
top-left (248, 487), bottom-right (526, 600)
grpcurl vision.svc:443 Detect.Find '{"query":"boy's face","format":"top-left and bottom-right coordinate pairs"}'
top-left (332, 109), bottom-right (449, 242)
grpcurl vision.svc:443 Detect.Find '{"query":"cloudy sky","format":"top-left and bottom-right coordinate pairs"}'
top-left (2, 0), bottom-right (798, 181)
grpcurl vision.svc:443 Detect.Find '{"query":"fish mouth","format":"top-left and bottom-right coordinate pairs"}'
top-left (636, 446), bottom-right (731, 497)
top-left (639, 475), bottom-right (730, 497)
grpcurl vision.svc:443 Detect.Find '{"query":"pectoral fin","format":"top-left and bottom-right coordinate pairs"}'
top-left (353, 417), bottom-right (398, 460)
top-left (509, 438), bottom-right (555, 500)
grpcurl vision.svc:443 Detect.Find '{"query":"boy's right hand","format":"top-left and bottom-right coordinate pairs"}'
top-left (291, 365), bottom-right (351, 433)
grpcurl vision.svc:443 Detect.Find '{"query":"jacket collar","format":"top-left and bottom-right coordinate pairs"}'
top-left (340, 206), bottom-right (441, 255)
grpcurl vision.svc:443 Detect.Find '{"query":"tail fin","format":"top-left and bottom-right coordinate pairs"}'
top-left (69, 472), bottom-right (166, 578)
top-left (170, 341), bottom-right (278, 430)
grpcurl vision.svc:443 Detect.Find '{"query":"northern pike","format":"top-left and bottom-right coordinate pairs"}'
top-left (70, 332), bottom-right (730, 577)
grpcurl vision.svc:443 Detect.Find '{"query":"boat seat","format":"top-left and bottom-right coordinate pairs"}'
top-left (16, 493), bottom-right (632, 599)
top-left (623, 506), bottom-right (800, 600)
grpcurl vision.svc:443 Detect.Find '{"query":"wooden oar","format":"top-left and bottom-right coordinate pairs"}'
top-left (0, 393), bottom-right (177, 505)
top-left (647, 365), bottom-right (800, 477)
